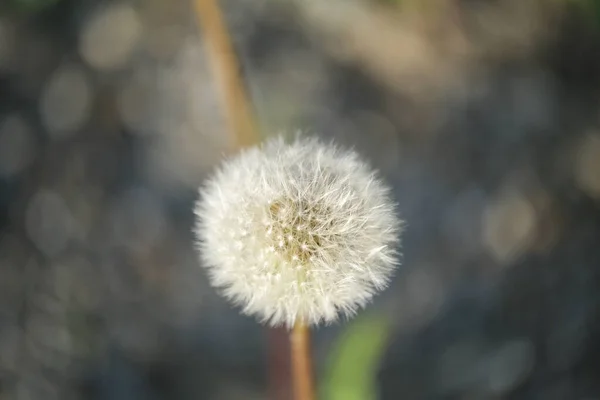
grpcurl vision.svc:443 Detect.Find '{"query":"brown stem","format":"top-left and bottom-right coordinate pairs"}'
top-left (268, 327), bottom-right (292, 400)
top-left (290, 322), bottom-right (316, 400)
top-left (192, 0), bottom-right (260, 148)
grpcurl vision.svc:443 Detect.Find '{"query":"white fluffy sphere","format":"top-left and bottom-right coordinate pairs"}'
top-left (194, 136), bottom-right (402, 327)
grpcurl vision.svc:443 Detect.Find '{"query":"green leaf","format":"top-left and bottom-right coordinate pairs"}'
top-left (321, 313), bottom-right (391, 400)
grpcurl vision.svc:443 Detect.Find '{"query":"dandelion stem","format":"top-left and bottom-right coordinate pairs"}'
top-left (192, 0), bottom-right (260, 148)
top-left (291, 321), bottom-right (316, 400)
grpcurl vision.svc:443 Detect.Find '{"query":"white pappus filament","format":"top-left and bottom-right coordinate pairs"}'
top-left (194, 135), bottom-right (403, 328)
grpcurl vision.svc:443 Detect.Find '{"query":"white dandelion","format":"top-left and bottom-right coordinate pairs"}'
top-left (194, 135), bottom-right (402, 328)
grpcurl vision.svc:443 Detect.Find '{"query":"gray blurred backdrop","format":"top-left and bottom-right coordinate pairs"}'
top-left (1, 0), bottom-right (600, 399)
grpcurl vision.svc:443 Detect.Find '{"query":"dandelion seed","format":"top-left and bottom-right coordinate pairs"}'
top-left (194, 135), bottom-right (402, 328)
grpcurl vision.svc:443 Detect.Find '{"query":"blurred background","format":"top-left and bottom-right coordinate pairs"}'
top-left (1, 0), bottom-right (600, 399)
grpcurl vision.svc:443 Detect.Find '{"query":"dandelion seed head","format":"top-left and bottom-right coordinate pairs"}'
top-left (194, 136), bottom-right (402, 328)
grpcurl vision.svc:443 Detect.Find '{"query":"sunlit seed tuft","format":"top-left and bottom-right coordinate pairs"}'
top-left (194, 135), bottom-right (403, 328)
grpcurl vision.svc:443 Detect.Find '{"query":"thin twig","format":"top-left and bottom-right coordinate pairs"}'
top-left (291, 322), bottom-right (316, 400)
top-left (192, 0), bottom-right (260, 148)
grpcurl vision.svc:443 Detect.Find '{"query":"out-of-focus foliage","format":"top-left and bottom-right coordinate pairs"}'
top-left (322, 314), bottom-right (389, 400)
top-left (575, 0), bottom-right (600, 26)
top-left (5, 0), bottom-right (61, 13)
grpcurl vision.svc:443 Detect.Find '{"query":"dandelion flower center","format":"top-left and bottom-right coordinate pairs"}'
top-left (266, 199), bottom-right (328, 265)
